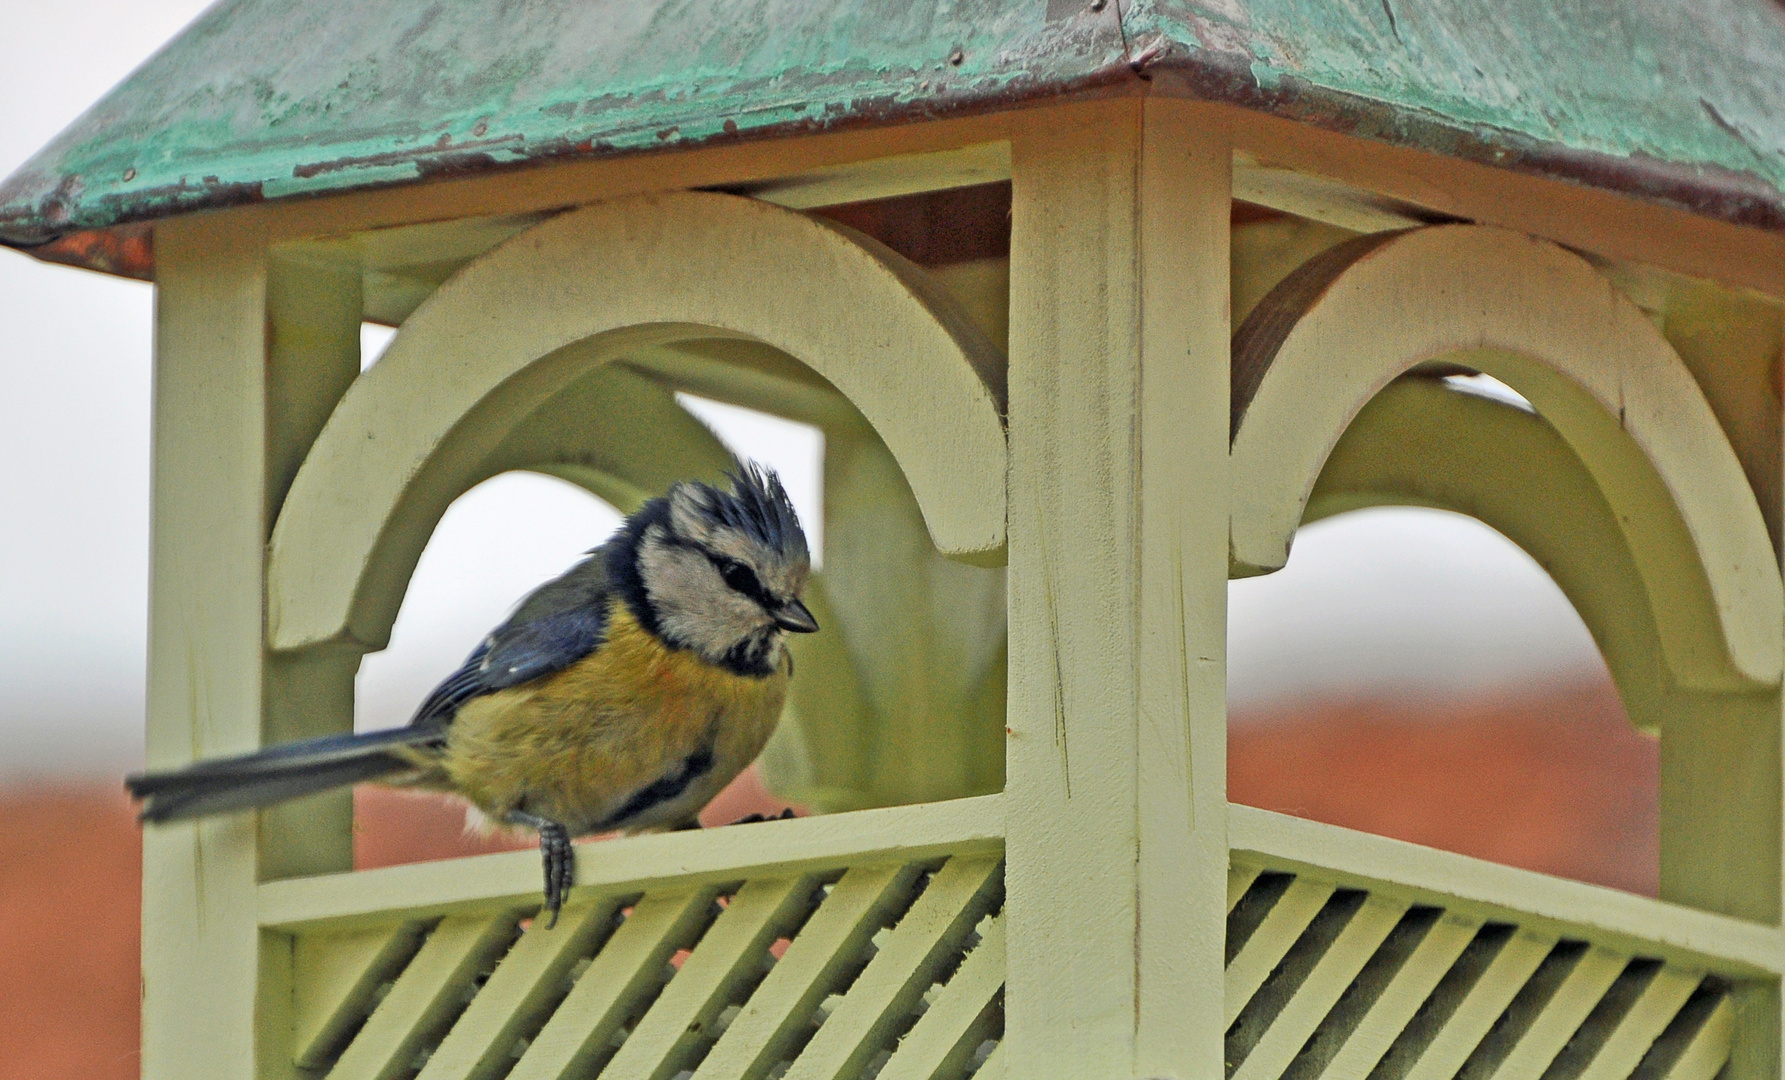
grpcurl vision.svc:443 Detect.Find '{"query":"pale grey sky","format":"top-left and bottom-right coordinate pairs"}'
top-left (0, 0), bottom-right (215, 777)
top-left (0, 1), bottom-right (1605, 778)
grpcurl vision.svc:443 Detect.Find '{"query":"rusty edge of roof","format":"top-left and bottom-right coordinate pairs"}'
top-left (13, 42), bottom-right (1784, 282)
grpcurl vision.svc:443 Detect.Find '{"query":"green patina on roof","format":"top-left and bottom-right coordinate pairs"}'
top-left (1141, 0), bottom-right (1785, 225)
top-left (3, 0), bottom-right (1783, 255)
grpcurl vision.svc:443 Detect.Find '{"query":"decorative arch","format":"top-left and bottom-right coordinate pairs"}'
top-left (1230, 225), bottom-right (1782, 690)
top-left (1309, 376), bottom-right (1669, 728)
top-left (267, 191), bottom-right (1008, 653)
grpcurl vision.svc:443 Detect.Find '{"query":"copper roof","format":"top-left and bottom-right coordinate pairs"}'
top-left (4, 0), bottom-right (1783, 273)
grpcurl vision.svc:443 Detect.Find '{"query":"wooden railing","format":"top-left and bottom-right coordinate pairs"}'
top-left (1228, 806), bottom-right (1776, 1080)
top-left (255, 797), bottom-right (1775, 1080)
top-left (260, 796), bottom-right (1005, 1080)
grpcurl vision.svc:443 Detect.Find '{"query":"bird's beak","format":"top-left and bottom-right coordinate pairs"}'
top-left (775, 599), bottom-right (819, 633)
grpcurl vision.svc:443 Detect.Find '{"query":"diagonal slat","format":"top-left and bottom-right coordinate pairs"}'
top-left (1485, 945), bottom-right (1629, 1080)
top-left (506, 888), bottom-right (721, 1080)
top-left (1227, 879), bottom-right (1338, 1026)
top-left (973, 1039), bottom-right (1006, 1080)
top-left (1231, 895), bottom-right (1410, 1080)
top-left (1230, 866), bottom-right (1264, 914)
top-left (327, 912), bottom-right (523, 1080)
top-left (1315, 912), bottom-right (1482, 1080)
top-left (292, 922), bottom-right (426, 1069)
top-left (691, 861), bottom-right (925, 1080)
top-left (876, 914), bottom-right (1006, 1080)
top-left (598, 876), bottom-right (821, 1080)
top-left (1401, 930), bottom-right (1558, 1080)
top-left (1576, 967), bottom-right (1704, 1080)
top-left (1655, 996), bottom-right (1733, 1080)
top-left (782, 856), bottom-right (1005, 1080)
top-left (413, 897), bottom-right (622, 1080)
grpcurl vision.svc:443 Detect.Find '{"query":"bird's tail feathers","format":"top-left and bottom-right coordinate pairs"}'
top-left (126, 727), bottom-right (441, 823)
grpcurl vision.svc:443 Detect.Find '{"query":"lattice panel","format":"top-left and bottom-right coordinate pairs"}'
top-left (1225, 867), bottom-right (1736, 1080)
top-left (289, 854), bottom-right (1005, 1080)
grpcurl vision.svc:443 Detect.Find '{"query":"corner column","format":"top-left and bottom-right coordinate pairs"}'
top-left (145, 216), bottom-right (363, 1080)
top-left (1656, 302), bottom-right (1785, 1080)
top-left (145, 214), bottom-right (277, 1080)
top-left (261, 249), bottom-right (365, 881)
top-left (1004, 97), bottom-right (1232, 1078)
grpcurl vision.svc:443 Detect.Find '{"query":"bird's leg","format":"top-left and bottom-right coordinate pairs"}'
top-left (507, 811), bottom-right (575, 927)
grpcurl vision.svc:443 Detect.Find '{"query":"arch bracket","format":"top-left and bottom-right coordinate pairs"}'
top-left (268, 191), bottom-right (1007, 654)
top-left (1230, 225), bottom-right (1782, 690)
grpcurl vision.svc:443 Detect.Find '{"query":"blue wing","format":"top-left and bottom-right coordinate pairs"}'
top-left (407, 551), bottom-right (614, 728)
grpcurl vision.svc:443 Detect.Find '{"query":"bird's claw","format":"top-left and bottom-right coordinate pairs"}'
top-left (728, 807), bottom-right (797, 826)
top-left (507, 811), bottom-right (576, 927)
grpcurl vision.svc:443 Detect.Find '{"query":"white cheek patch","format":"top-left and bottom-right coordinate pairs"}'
top-left (639, 536), bottom-right (775, 661)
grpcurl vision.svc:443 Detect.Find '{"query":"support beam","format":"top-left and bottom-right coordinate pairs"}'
top-left (1134, 100), bottom-right (1233, 1080)
top-left (1004, 98), bottom-right (1231, 1079)
top-left (144, 216), bottom-right (274, 1080)
top-left (145, 221), bottom-right (367, 1078)
top-left (1654, 297), bottom-right (1785, 1080)
top-left (261, 250), bottom-right (365, 881)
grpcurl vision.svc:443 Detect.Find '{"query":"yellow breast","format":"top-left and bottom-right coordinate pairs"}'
top-left (437, 600), bottom-right (789, 832)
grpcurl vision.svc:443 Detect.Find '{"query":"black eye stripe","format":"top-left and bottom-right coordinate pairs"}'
top-left (711, 556), bottom-right (769, 603)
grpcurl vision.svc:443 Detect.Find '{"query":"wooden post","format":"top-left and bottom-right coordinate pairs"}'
top-left (1657, 692), bottom-right (1781, 1079)
top-left (1004, 97), bottom-right (1231, 1079)
top-left (261, 249), bottom-right (365, 882)
top-left (144, 214), bottom-right (276, 1080)
top-left (1654, 280), bottom-right (1785, 1080)
top-left (1655, 305), bottom-right (1785, 1080)
top-left (144, 218), bottom-right (365, 1079)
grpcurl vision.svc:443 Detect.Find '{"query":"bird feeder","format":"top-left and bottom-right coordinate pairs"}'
top-left (5, 3), bottom-right (1784, 1078)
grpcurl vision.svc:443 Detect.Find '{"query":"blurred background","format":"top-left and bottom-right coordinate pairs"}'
top-left (0, 4), bottom-right (1650, 1076)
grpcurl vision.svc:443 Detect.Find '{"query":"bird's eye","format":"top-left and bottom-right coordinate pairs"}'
top-left (717, 559), bottom-right (763, 599)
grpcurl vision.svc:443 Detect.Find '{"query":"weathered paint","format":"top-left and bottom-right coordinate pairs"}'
top-left (2, 0), bottom-right (1783, 267)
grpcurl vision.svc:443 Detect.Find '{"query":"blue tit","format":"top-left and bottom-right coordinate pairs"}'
top-left (128, 462), bottom-right (819, 922)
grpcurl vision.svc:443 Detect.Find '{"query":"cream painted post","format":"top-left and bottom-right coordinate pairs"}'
top-left (1655, 318), bottom-right (1785, 1078)
top-left (1005, 98), bottom-right (1231, 1078)
top-left (1134, 100), bottom-right (1232, 1080)
top-left (146, 220), bottom-right (365, 1079)
top-left (1655, 285), bottom-right (1784, 1080)
top-left (145, 215), bottom-right (275, 1080)
top-left (261, 250), bottom-right (365, 881)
